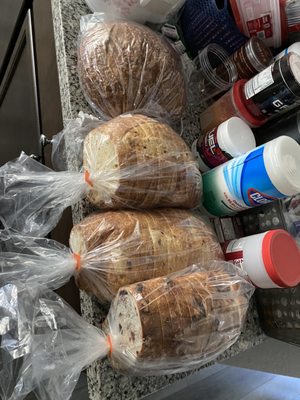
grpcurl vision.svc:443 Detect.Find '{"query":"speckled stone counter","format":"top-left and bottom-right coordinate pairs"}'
top-left (50, 1), bottom-right (265, 399)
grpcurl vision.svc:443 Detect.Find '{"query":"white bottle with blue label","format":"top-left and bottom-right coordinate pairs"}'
top-left (274, 42), bottom-right (300, 61)
top-left (203, 136), bottom-right (300, 217)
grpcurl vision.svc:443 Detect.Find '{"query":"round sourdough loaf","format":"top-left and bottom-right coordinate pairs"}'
top-left (83, 114), bottom-right (201, 209)
top-left (107, 265), bottom-right (251, 374)
top-left (78, 21), bottom-right (186, 120)
top-left (69, 209), bottom-right (224, 302)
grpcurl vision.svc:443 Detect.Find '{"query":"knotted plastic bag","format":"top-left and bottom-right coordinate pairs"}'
top-left (0, 262), bottom-right (254, 400)
top-left (0, 114), bottom-right (201, 237)
top-left (0, 208), bottom-right (223, 302)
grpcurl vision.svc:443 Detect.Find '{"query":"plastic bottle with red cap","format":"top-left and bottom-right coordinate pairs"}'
top-left (200, 80), bottom-right (267, 134)
top-left (223, 230), bottom-right (300, 289)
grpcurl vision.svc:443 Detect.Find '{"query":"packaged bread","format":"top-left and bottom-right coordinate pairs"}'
top-left (1, 263), bottom-right (253, 399)
top-left (0, 114), bottom-right (201, 237)
top-left (78, 15), bottom-right (186, 120)
top-left (0, 209), bottom-right (223, 302)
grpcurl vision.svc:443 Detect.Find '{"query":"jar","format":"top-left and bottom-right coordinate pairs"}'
top-left (217, 37), bottom-right (273, 80)
top-left (223, 230), bottom-right (300, 288)
top-left (200, 80), bottom-right (267, 133)
top-left (244, 53), bottom-right (300, 117)
top-left (202, 136), bottom-right (300, 217)
top-left (192, 117), bottom-right (256, 172)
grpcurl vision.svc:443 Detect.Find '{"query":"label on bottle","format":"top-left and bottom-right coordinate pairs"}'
top-left (223, 238), bottom-right (246, 268)
top-left (203, 144), bottom-right (286, 217)
top-left (193, 128), bottom-right (232, 170)
top-left (244, 65), bottom-right (274, 99)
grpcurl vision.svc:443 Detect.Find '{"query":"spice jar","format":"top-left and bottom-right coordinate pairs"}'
top-left (244, 53), bottom-right (300, 117)
top-left (200, 80), bottom-right (267, 133)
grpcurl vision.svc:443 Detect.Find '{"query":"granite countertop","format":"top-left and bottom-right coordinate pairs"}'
top-left (50, 1), bottom-right (265, 399)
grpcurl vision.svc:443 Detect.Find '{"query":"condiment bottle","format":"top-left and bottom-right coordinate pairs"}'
top-left (200, 80), bottom-right (267, 134)
top-left (192, 117), bottom-right (256, 172)
top-left (223, 230), bottom-right (300, 288)
top-left (202, 136), bottom-right (300, 217)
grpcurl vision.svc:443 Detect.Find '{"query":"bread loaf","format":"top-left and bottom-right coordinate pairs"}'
top-left (69, 209), bottom-right (224, 302)
top-left (78, 21), bottom-right (186, 120)
top-left (83, 114), bottom-right (201, 209)
top-left (107, 263), bottom-right (252, 374)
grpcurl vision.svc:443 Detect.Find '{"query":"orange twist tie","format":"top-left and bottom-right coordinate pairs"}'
top-left (73, 253), bottom-right (82, 272)
top-left (107, 335), bottom-right (113, 356)
top-left (84, 170), bottom-right (94, 188)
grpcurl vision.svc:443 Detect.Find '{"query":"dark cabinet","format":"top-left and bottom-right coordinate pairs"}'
top-left (0, 0), bottom-right (80, 313)
top-left (0, 10), bottom-right (41, 164)
top-left (0, 0), bottom-right (26, 77)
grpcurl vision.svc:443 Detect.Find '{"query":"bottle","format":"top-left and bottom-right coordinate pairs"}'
top-left (202, 136), bottom-right (300, 217)
top-left (254, 109), bottom-right (300, 146)
top-left (243, 53), bottom-right (300, 118)
top-left (274, 42), bottom-right (300, 61)
top-left (223, 230), bottom-right (300, 289)
top-left (217, 37), bottom-right (273, 80)
top-left (192, 117), bottom-right (256, 172)
top-left (200, 80), bottom-right (267, 134)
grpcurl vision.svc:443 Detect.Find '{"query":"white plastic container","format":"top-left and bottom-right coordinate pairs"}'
top-left (274, 42), bottom-right (300, 61)
top-left (223, 230), bottom-right (300, 288)
top-left (203, 136), bottom-right (300, 217)
top-left (85, 0), bottom-right (186, 24)
top-left (192, 117), bottom-right (256, 172)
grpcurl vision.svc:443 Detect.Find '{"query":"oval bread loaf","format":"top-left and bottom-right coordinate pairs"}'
top-left (107, 263), bottom-right (252, 374)
top-left (69, 209), bottom-right (224, 302)
top-left (78, 21), bottom-right (186, 120)
top-left (83, 114), bottom-right (201, 209)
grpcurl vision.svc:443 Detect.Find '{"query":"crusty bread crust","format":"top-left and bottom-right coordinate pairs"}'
top-left (83, 114), bottom-right (201, 209)
top-left (69, 209), bottom-right (224, 302)
top-left (108, 266), bottom-right (249, 372)
top-left (78, 21), bottom-right (186, 120)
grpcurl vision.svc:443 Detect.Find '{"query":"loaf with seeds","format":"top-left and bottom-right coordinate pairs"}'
top-left (69, 209), bottom-right (224, 302)
top-left (106, 263), bottom-right (253, 374)
top-left (78, 20), bottom-right (186, 120)
top-left (83, 114), bottom-right (201, 209)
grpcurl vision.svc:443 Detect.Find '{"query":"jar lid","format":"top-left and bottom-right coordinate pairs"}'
top-left (232, 80), bottom-right (267, 127)
top-left (262, 229), bottom-right (300, 287)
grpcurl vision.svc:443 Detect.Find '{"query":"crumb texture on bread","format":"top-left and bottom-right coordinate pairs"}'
top-left (83, 114), bottom-right (201, 209)
top-left (69, 209), bottom-right (224, 302)
top-left (106, 263), bottom-right (253, 375)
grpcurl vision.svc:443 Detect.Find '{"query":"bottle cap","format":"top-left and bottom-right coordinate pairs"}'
top-left (218, 117), bottom-right (256, 157)
top-left (262, 229), bottom-right (300, 287)
top-left (232, 80), bottom-right (267, 127)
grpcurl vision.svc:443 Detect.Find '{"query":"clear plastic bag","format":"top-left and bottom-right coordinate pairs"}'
top-left (78, 13), bottom-right (187, 120)
top-left (0, 209), bottom-right (223, 302)
top-left (0, 114), bottom-right (201, 237)
top-left (51, 111), bottom-right (101, 171)
top-left (0, 262), bottom-right (254, 400)
top-left (85, 0), bottom-right (187, 24)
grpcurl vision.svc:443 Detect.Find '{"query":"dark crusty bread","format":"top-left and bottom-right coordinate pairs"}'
top-left (106, 264), bottom-right (251, 374)
top-left (69, 209), bottom-right (224, 302)
top-left (83, 114), bottom-right (201, 209)
top-left (78, 21), bottom-right (186, 120)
